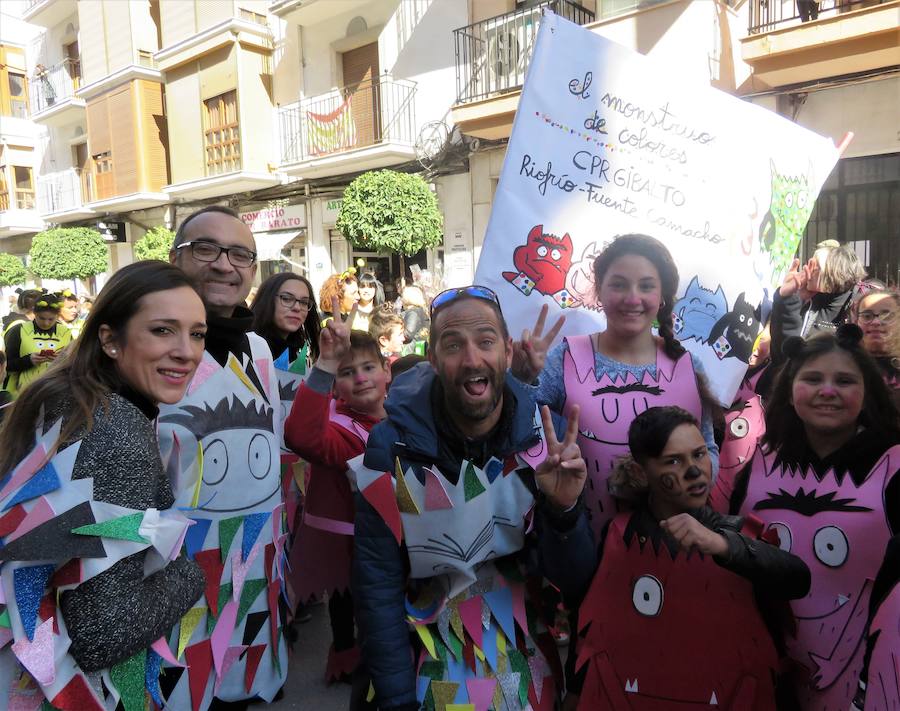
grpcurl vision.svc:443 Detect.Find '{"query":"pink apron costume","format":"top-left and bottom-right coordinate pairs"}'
top-left (864, 578), bottom-right (900, 711)
top-left (739, 444), bottom-right (899, 710)
top-left (157, 335), bottom-right (288, 709)
top-left (575, 513), bottom-right (778, 710)
top-left (352, 410), bottom-right (561, 710)
top-left (562, 336), bottom-right (702, 537)
top-left (289, 401), bottom-right (367, 604)
top-left (709, 368), bottom-right (767, 513)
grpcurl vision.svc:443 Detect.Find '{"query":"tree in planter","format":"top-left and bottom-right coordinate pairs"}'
top-left (134, 226), bottom-right (175, 262)
top-left (336, 170), bottom-right (443, 276)
top-left (29, 228), bottom-right (108, 290)
top-left (0, 253), bottom-right (26, 288)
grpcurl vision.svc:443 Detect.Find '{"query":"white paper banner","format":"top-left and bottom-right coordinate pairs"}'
top-left (474, 13), bottom-right (841, 404)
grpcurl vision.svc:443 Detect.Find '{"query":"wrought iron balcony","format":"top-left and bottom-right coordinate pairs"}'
top-left (37, 168), bottom-right (93, 216)
top-left (750, 0), bottom-right (891, 34)
top-left (278, 76), bottom-right (416, 164)
top-left (454, 0), bottom-right (594, 104)
top-left (29, 59), bottom-right (81, 115)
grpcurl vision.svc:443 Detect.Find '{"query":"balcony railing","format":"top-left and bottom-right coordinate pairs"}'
top-left (454, 0), bottom-right (594, 104)
top-left (750, 0), bottom-right (890, 34)
top-left (278, 76), bottom-right (416, 164)
top-left (29, 59), bottom-right (81, 114)
top-left (37, 168), bottom-right (92, 215)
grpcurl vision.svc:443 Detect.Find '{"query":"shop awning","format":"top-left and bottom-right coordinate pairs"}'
top-left (254, 230), bottom-right (302, 262)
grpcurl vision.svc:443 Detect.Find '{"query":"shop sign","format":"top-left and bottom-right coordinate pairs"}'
top-left (240, 204), bottom-right (306, 232)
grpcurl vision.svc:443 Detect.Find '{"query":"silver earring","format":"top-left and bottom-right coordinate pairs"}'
top-left (108, 348), bottom-right (117, 356)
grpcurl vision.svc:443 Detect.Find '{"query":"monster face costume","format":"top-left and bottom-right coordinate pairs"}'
top-left (157, 334), bottom-right (287, 709)
top-left (562, 335), bottom-right (702, 537)
top-left (739, 444), bottom-right (899, 710)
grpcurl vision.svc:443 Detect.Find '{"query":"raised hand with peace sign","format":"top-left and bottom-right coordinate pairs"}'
top-left (534, 404), bottom-right (586, 511)
top-left (316, 297), bottom-right (359, 374)
top-left (511, 304), bottom-right (566, 384)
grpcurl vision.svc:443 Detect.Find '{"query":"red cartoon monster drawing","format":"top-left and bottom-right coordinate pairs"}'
top-left (503, 224), bottom-right (576, 308)
top-left (740, 445), bottom-right (899, 710)
top-left (575, 515), bottom-right (779, 710)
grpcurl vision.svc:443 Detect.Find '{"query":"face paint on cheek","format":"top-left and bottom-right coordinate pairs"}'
top-left (660, 474), bottom-right (683, 495)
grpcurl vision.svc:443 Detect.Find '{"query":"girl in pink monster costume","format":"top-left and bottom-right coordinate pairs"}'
top-left (517, 234), bottom-right (718, 540)
top-left (731, 327), bottom-right (900, 711)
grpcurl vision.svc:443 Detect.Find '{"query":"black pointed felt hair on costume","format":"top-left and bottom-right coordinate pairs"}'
top-left (160, 396), bottom-right (274, 438)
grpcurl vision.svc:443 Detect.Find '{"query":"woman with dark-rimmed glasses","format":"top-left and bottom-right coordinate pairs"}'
top-left (250, 272), bottom-right (321, 366)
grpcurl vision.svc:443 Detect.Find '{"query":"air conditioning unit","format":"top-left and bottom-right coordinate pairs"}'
top-left (485, 18), bottom-right (530, 90)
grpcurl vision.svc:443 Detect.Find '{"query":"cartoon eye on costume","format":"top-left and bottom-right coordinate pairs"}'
top-left (203, 438), bottom-right (229, 485)
top-left (797, 192), bottom-right (808, 209)
top-left (631, 396), bottom-right (650, 418)
top-left (632, 575), bottom-right (663, 616)
top-left (536, 245), bottom-right (548, 257)
top-left (767, 522), bottom-right (792, 552)
top-left (747, 317), bottom-right (753, 327)
top-left (729, 417), bottom-right (749, 438)
top-left (601, 398), bottom-right (620, 424)
top-left (785, 193), bottom-right (794, 208)
top-left (814, 526), bottom-right (848, 568)
top-left (739, 314), bottom-right (746, 323)
top-left (550, 248), bottom-right (562, 261)
top-left (248, 433), bottom-right (272, 479)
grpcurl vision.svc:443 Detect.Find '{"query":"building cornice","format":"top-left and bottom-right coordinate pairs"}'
top-left (154, 18), bottom-right (273, 71)
top-left (76, 66), bottom-right (164, 102)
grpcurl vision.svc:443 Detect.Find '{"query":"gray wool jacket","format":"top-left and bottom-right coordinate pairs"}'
top-left (55, 391), bottom-right (205, 672)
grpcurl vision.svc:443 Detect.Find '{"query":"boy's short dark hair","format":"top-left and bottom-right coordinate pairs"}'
top-left (391, 354), bottom-right (426, 380)
top-left (628, 406), bottom-right (699, 465)
top-left (369, 306), bottom-right (404, 345)
top-left (347, 330), bottom-right (385, 366)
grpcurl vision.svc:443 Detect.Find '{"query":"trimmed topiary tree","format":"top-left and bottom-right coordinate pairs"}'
top-left (337, 171), bottom-right (443, 267)
top-left (134, 226), bottom-right (175, 262)
top-left (0, 253), bottom-right (26, 287)
top-left (29, 227), bottom-right (108, 280)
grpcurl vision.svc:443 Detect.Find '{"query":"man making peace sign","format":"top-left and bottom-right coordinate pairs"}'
top-left (351, 285), bottom-right (590, 711)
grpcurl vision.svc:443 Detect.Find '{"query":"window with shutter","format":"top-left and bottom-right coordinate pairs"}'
top-left (203, 90), bottom-right (241, 175)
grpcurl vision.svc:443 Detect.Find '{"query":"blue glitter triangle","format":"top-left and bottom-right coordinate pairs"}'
top-left (14, 563), bottom-right (54, 640)
top-left (184, 518), bottom-right (212, 560)
top-left (485, 458), bottom-right (503, 483)
top-left (3, 462), bottom-right (60, 511)
top-left (145, 649), bottom-right (164, 707)
top-left (273, 348), bottom-right (290, 371)
top-left (241, 512), bottom-right (270, 561)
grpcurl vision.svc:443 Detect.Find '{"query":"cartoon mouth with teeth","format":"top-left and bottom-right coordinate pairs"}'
top-left (575, 515), bottom-right (779, 710)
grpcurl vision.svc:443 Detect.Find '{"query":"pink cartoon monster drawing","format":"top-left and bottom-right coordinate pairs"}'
top-left (740, 445), bottom-right (900, 710)
top-left (565, 240), bottom-right (603, 311)
top-left (709, 367), bottom-right (767, 513)
top-left (864, 575), bottom-right (900, 711)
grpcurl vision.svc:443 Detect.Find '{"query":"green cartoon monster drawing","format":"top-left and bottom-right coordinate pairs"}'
top-left (758, 160), bottom-right (814, 281)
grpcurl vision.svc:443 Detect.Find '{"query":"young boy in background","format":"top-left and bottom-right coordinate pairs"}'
top-left (368, 306), bottom-right (406, 364)
top-left (284, 300), bottom-right (389, 684)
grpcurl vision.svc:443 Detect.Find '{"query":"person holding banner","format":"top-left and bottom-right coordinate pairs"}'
top-left (731, 327), bottom-right (900, 710)
top-left (515, 234), bottom-right (719, 540)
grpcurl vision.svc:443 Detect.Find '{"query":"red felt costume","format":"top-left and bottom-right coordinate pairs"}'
top-left (284, 382), bottom-right (378, 602)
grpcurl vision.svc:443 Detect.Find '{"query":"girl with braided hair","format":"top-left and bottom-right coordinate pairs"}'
top-left (518, 233), bottom-right (719, 539)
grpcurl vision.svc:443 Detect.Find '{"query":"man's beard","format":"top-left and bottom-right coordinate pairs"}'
top-left (442, 366), bottom-right (505, 423)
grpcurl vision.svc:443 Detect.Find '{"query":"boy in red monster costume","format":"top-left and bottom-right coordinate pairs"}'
top-left (537, 406), bottom-right (810, 710)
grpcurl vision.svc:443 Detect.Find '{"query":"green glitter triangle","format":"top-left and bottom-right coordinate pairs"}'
top-left (423, 683), bottom-right (436, 711)
top-left (218, 515), bottom-right (243, 563)
top-left (463, 461), bottom-right (485, 502)
top-left (206, 582), bottom-right (233, 635)
top-left (110, 648), bottom-right (147, 711)
top-left (72, 512), bottom-right (148, 544)
top-left (509, 649), bottom-right (531, 707)
top-left (0, 609), bottom-right (10, 628)
top-left (447, 630), bottom-right (463, 662)
top-left (289, 344), bottom-right (308, 374)
top-left (237, 579), bottom-right (267, 624)
top-left (420, 660), bottom-right (444, 681)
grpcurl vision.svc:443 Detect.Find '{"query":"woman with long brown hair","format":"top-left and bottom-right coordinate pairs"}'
top-left (0, 261), bottom-right (207, 708)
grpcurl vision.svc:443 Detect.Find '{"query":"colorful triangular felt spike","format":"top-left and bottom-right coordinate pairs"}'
top-left (466, 678), bottom-right (497, 711)
top-left (485, 458), bottom-right (503, 483)
top-left (12, 616), bottom-right (55, 684)
top-left (193, 550), bottom-right (224, 616)
top-left (215, 645), bottom-right (247, 695)
top-left (289, 344), bottom-right (309, 374)
top-left (72, 511), bottom-right (148, 544)
top-left (178, 607), bottom-right (206, 660)
top-left (242, 610), bottom-right (268, 647)
top-left (241, 512), bottom-right (270, 561)
top-left (146, 649), bottom-right (165, 708)
top-left (360, 472), bottom-right (402, 545)
top-left (3, 462), bottom-right (60, 511)
top-left (424, 468), bottom-right (453, 510)
top-left (218, 515), bottom-right (243, 564)
top-left (274, 348), bottom-right (290, 371)
top-left (254, 358), bottom-right (271, 400)
top-left (0, 501), bottom-right (105, 562)
top-left (109, 648), bottom-right (146, 711)
top-left (13, 564), bottom-right (54, 640)
top-left (188, 359), bottom-right (220, 395)
top-left (395, 459), bottom-right (420, 515)
top-left (430, 681), bottom-right (460, 711)
top-left (244, 644), bottom-right (266, 694)
top-left (185, 639), bottom-right (213, 711)
top-left (50, 673), bottom-right (105, 711)
top-left (463, 461), bottom-right (485, 502)
top-left (184, 518), bottom-right (212, 559)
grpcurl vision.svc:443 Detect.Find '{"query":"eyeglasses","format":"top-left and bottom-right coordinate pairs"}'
top-left (277, 293), bottom-right (312, 311)
top-left (858, 310), bottom-right (896, 325)
top-left (430, 286), bottom-right (502, 317)
top-left (175, 240), bottom-right (257, 268)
